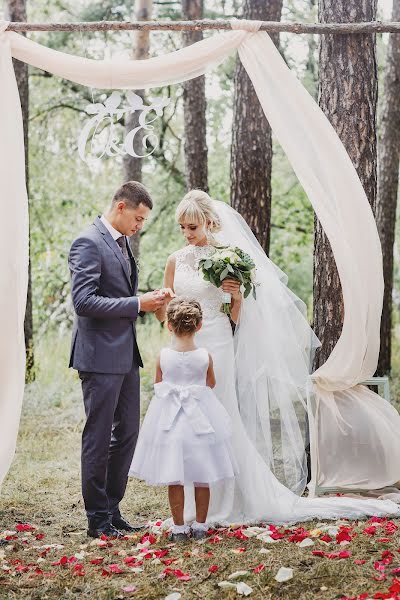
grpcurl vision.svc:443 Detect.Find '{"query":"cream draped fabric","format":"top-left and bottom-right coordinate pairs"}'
top-left (0, 18), bottom-right (399, 496)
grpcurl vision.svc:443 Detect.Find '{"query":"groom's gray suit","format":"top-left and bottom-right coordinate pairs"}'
top-left (68, 216), bottom-right (142, 528)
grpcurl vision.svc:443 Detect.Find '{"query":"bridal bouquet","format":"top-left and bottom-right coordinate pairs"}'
top-left (198, 246), bottom-right (257, 316)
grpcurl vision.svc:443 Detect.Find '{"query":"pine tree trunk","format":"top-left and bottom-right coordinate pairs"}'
top-left (313, 0), bottom-right (378, 369)
top-left (182, 0), bottom-right (208, 192)
top-left (376, 0), bottom-right (400, 376)
top-left (6, 0), bottom-right (34, 381)
top-left (230, 0), bottom-right (283, 254)
top-left (123, 0), bottom-right (153, 259)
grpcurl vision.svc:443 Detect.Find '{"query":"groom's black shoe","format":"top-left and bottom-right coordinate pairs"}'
top-left (87, 522), bottom-right (124, 539)
top-left (111, 514), bottom-right (146, 533)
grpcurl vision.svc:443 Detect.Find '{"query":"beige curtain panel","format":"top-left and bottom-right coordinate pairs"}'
top-left (0, 18), bottom-right (399, 495)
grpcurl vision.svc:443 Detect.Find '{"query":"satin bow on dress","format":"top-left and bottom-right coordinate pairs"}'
top-left (154, 382), bottom-right (215, 435)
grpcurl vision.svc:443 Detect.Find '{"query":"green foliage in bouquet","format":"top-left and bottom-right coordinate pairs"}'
top-left (199, 246), bottom-right (257, 315)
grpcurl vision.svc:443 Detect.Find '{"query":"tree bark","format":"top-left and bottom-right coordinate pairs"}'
top-left (376, 0), bottom-right (400, 376)
top-left (182, 0), bottom-right (208, 192)
top-left (5, 0), bottom-right (34, 381)
top-left (123, 0), bottom-right (153, 259)
top-left (314, 0), bottom-right (378, 369)
top-left (230, 0), bottom-right (283, 254)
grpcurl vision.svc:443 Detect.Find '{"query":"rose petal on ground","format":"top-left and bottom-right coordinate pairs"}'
top-left (320, 535), bottom-right (333, 543)
top-left (218, 581), bottom-right (237, 590)
top-left (363, 526), bottom-right (377, 536)
top-left (15, 524), bottom-right (35, 532)
top-left (208, 536), bottom-right (223, 544)
top-left (390, 579), bottom-right (400, 593)
top-left (208, 565), bottom-right (219, 573)
top-left (253, 564), bottom-right (265, 574)
top-left (275, 567), bottom-right (293, 582)
top-left (298, 538), bottom-right (314, 548)
top-left (256, 533), bottom-right (277, 544)
top-left (236, 582), bottom-right (253, 596)
top-left (228, 571), bottom-right (250, 580)
top-left (165, 594), bottom-right (181, 600)
top-left (122, 585), bottom-right (137, 594)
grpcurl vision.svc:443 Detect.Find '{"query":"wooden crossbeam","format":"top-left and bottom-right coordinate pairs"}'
top-left (3, 20), bottom-right (400, 34)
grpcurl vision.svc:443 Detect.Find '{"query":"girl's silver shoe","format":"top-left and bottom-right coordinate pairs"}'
top-left (169, 531), bottom-right (190, 542)
top-left (191, 528), bottom-right (207, 540)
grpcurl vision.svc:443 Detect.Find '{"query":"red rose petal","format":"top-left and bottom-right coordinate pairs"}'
top-left (15, 523), bottom-right (35, 532)
top-left (253, 564), bottom-right (265, 574)
top-left (208, 565), bottom-right (219, 573)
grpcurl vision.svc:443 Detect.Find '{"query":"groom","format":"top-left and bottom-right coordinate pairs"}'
top-left (68, 181), bottom-right (167, 538)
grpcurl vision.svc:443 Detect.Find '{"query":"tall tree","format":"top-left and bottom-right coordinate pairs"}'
top-left (230, 0), bottom-right (283, 254)
top-left (5, 0), bottom-right (34, 381)
top-left (181, 0), bottom-right (208, 192)
top-left (376, 0), bottom-right (400, 376)
top-left (123, 0), bottom-right (153, 258)
top-left (313, 0), bottom-right (378, 369)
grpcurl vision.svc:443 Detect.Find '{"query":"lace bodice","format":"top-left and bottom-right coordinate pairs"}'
top-left (173, 245), bottom-right (226, 320)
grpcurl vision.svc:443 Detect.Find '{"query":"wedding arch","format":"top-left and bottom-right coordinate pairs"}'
top-left (1, 18), bottom-right (399, 497)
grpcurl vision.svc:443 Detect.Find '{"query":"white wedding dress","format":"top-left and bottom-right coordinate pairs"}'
top-left (171, 215), bottom-right (400, 525)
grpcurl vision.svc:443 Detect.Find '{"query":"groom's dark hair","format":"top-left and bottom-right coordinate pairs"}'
top-left (112, 181), bottom-right (153, 210)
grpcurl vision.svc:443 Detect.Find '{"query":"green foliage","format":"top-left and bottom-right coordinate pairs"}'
top-left (27, 0), bottom-right (365, 348)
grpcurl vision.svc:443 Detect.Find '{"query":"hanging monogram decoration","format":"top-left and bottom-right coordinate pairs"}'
top-left (77, 91), bottom-right (170, 166)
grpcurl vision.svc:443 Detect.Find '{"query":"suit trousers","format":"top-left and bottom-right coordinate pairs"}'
top-left (79, 363), bottom-right (140, 527)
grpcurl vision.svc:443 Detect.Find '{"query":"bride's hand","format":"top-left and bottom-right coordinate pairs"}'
top-left (222, 279), bottom-right (241, 301)
top-left (158, 288), bottom-right (175, 302)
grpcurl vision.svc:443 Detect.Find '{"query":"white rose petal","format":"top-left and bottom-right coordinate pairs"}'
top-left (165, 594), bottom-right (181, 600)
top-left (218, 581), bottom-right (238, 590)
top-left (237, 582), bottom-right (253, 596)
top-left (245, 527), bottom-right (268, 537)
top-left (275, 567), bottom-right (293, 582)
top-left (136, 540), bottom-right (150, 550)
top-left (256, 533), bottom-right (277, 543)
top-left (259, 548), bottom-right (271, 554)
top-left (228, 570), bottom-right (250, 580)
top-left (297, 538), bottom-right (314, 548)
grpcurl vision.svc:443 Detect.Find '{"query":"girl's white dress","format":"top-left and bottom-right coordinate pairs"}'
top-left (129, 347), bottom-right (238, 486)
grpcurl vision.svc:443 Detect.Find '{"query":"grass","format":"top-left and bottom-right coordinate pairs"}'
top-left (0, 324), bottom-right (400, 599)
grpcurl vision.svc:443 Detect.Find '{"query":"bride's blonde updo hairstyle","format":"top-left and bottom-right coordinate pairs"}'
top-left (167, 297), bottom-right (203, 336)
top-left (175, 190), bottom-right (222, 234)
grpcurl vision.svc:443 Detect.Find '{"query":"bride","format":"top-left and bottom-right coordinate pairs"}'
top-left (155, 189), bottom-right (399, 524)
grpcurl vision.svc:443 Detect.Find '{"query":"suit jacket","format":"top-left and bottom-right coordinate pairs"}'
top-left (68, 216), bottom-right (143, 373)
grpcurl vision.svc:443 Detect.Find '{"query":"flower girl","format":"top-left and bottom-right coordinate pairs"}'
top-left (130, 297), bottom-right (238, 541)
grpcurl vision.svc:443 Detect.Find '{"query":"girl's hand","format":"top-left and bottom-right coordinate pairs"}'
top-left (222, 279), bottom-right (242, 301)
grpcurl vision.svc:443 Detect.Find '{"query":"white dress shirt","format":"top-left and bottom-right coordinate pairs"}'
top-left (100, 214), bottom-right (123, 241)
top-left (100, 214), bottom-right (140, 310)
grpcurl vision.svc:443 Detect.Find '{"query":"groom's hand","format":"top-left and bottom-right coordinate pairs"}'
top-left (139, 290), bottom-right (168, 313)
